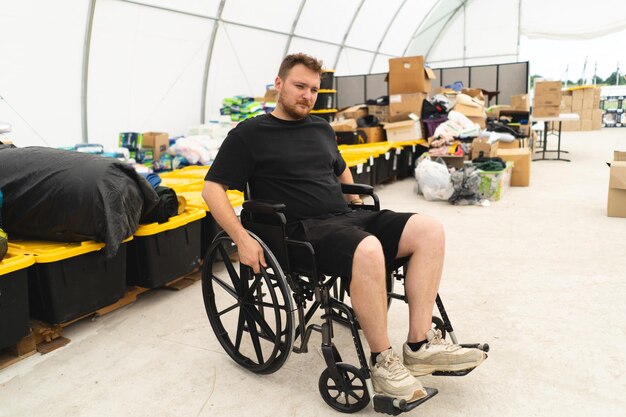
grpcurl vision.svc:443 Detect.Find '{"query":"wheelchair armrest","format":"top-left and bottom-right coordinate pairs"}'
top-left (341, 183), bottom-right (374, 197)
top-left (242, 199), bottom-right (286, 214)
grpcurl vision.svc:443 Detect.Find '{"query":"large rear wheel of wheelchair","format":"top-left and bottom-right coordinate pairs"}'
top-left (319, 363), bottom-right (369, 413)
top-left (202, 232), bottom-right (294, 375)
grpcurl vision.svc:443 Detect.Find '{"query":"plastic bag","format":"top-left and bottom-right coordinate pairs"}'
top-left (414, 158), bottom-right (454, 201)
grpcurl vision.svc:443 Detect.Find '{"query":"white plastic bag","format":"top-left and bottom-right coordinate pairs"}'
top-left (414, 158), bottom-right (454, 201)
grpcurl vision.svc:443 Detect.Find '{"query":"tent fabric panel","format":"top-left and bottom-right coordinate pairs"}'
top-left (344, 0), bottom-right (405, 51)
top-left (295, 0), bottom-right (362, 44)
top-left (205, 24), bottom-right (287, 118)
top-left (221, 0), bottom-right (301, 33)
top-left (464, 0), bottom-right (519, 59)
top-left (370, 54), bottom-right (394, 75)
top-left (379, 0), bottom-right (438, 56)
top-left (0, 0), bottom-right (88, 148)
top-left (336, 48), bottom-right (376, 76)
top-left (287, 38), bottom-right (340, 71)
top-left (130, 0), bottom-right (222, 17)
top-left (423, 4), bottom-right (465, 64)
top-left (88, 1), bottom-right (213, 149)
top-left (520, 0), bottom-right (626, 40)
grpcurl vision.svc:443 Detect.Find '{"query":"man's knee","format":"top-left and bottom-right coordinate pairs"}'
top-left (400, 215), bottom-right (445, 256)
top-left (353, 236), bottom-right (385, 270)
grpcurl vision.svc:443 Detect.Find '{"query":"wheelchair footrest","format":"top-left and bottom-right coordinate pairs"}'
top-left (373, 387), bottom-right (438, 415)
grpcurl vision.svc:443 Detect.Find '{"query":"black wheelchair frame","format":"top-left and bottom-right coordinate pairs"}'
top-left (201, 183), bottom-right (488, 414)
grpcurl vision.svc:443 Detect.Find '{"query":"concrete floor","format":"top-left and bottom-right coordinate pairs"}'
top-left (1, 129), bottom-right (625, 417)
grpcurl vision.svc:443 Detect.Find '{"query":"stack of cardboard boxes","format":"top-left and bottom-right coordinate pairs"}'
top-left (383, 56), bottom-right (436, 141)
top-left (560, 86), bottom-right (603, 131)
top-left (532, 81), bottom-right (562, 118)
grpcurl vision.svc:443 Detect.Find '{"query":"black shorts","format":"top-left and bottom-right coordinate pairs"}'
top-left (286, 210), bottom-right (414, 286)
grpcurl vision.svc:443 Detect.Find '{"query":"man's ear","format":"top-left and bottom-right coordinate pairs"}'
top-left (274, 75), bottom-right (282, 92)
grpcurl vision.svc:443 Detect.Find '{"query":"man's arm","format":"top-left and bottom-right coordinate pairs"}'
top-left (336, 166), bottom-right (362, 204)
top-left (202, 180), bottom-right (266, 273)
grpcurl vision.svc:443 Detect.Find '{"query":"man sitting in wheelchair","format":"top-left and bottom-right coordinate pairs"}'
top-left (202, 53), bottom-right (486, 406)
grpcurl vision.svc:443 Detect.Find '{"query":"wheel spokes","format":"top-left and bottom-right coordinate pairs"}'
top-left (218, 244), bottom-right (241, 293)
top-left (243, 308), bottom-right (265, 364)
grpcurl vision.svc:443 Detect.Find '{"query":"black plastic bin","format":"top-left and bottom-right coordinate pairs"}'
top-left (313, 89), bottom-right (336, 110)
top-left (126, 208), bottom-right (204, 288)
top-left (0, 249), bottom-right (34, 349)
top-left (10, 240), bottom-right (127, 325)
top-left (320, 70), bottom-right (335, 90)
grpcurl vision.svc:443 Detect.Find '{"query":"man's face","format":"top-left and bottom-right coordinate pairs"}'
top-left (275, 64), bottom-right (320, 120)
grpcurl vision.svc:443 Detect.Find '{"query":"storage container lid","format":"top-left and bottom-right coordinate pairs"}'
top-left (134, 207), bottom-right (206, 236)
top-left (0, 249), bottom-right (35, 275)
top-left (178, 190), bottom-right (244, 212)
top-left (309, 109), bottom-right (337, 114)
top-left (8, 240), bottom-right (105, 263)
top-left (158, 166), bottom-right (210, 180)
top-left (159, 177), bottom-right (204, 193)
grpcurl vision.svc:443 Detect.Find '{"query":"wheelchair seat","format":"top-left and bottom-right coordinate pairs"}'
top-left (201, 182), bottom-right (488, 414)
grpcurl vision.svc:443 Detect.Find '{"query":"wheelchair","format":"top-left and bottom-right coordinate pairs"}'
top-left (201, 183), bottom-right (489, 415)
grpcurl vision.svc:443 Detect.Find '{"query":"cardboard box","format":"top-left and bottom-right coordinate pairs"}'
top-left (453, 101), bottom-right (485, 118)
top-left (562, 120), bottom-right (581, 131)
top-left (497, 139), bottom-right (522, 149)
top-left (467, 115), bottom-right (486, 129)
top-left (330, 119), bottom-right (358, 132)
top-left (389, 93), bottom-right (425, 122)
top-left (471, 137), bottom-right (499, 159)
top-left (592, 109), bottom-right (603, 130)
top-left (497, 148), bottom-right (531, 186)
top-left (461, 88), bottom-right (485, 104)
top-left (263, 88), bottom-right (278, 102)
top-left (383, 119), bottom-right (422, 142)
top-left (572, 96), bottom-right (583, 111)
top-left (534, 92), bottom-right (562, 107)
top-left (439, 155), bottom-right (465, 170)
top-left (583, 87), bottom-right (596, 102)
top-left (581, 108), bottom-right (592, 121)
top-left (357, 126), bottom-right (385, 143)
top-left (534, 81), bottom-right (562, 94)
top-left (388, 56), bottom-right (436, 94)
top-left (511, 94), bottom-right (530, 111)
top-left (368, 105), bottom-right (389, 123)
top-left (561, 96), bottom-right (573, 111)
top-left (338, 105), bottom-right (368, 120)
top-left (607, 151), bottom-right (626, 217)
top-left (486, 105), bottom-right (512, 119)
top-left (582, 97), bottom-right (596, 110)
top-left (142, 132), bottom-right (169, 160)
top-left (581, 120), bottom-right (593, 131)
top-left (532, 106), bottom-right (560, 118)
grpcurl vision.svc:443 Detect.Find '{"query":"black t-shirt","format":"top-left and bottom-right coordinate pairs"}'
top-left (205, 113), bottom-right (350, 222)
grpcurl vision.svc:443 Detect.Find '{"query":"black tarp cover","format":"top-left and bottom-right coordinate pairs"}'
top-left (0, 146), bottom-right (159, 257)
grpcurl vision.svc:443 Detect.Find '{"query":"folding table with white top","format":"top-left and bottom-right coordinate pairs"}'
top-left (531, 113), bottom-right (580, 162)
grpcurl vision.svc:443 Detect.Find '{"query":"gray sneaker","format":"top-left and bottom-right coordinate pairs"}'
top-left (403, 329), bottom-right (486, 376)
top-left (370, 348), bottom-right (427, 402)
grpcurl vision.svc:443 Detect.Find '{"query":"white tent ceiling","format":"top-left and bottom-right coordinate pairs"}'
top-left (1, 0), bottom-right (625, 149)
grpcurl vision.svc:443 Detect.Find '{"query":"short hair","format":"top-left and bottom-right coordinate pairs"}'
top-left (277, 53), bottom-right (324, 79)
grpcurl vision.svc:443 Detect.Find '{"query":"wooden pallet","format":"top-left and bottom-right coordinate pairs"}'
top-left (0, 269), bottom-right (202, 369)
top-left (0, 332), bottom-right (37, 370)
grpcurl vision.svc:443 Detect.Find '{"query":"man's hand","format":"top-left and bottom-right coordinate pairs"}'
top-left (236, 233), bottom-right (267, 274)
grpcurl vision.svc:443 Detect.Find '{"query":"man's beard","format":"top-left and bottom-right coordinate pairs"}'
top-left (279, 96), bottom-right (311, 120)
